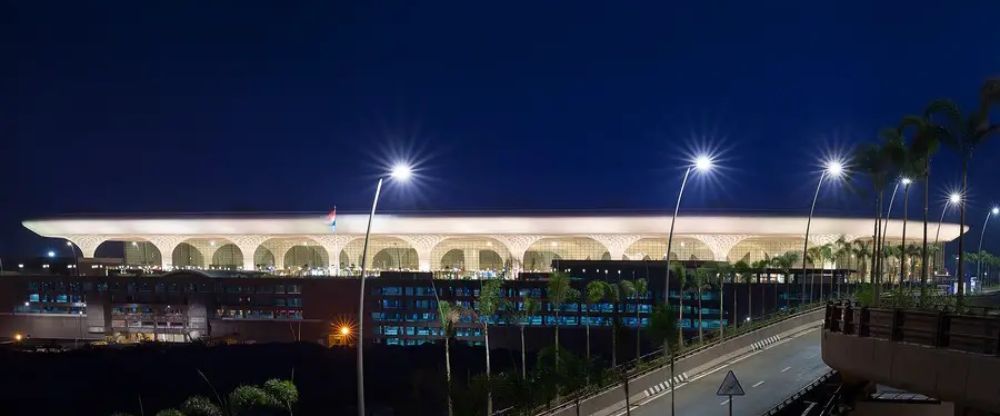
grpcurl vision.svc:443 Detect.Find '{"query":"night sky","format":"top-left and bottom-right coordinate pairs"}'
top-left (2, 1), bottom-right (999, 257)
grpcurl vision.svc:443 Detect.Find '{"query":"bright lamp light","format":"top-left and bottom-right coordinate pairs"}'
top-left (901, 177), bottom-right (912, 185)
top-left (390, 164), bottom-right (413, 181)
top-left (949, 193), bottom-right (962, 205)
top-left (825, 160), bottom-right (845, 177)
top-left (992, 207), bottom-right (999, 215)
top-left (47, 251), bottom-right (55, 258)
top-left (693, 155), bottom-right (714, 172)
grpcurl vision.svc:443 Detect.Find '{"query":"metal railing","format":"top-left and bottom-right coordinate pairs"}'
top-left (825, 301), bottom-right (1000, 356)
top-left (533, 302), bottom-right (828, 415)
top-left (760, 370), bottom-right (837, 416)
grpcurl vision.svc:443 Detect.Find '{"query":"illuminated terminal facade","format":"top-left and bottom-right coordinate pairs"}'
top-left (1, 212), bottom-right (965, 347)
top-left (22, 212), bottom-right (963, 277)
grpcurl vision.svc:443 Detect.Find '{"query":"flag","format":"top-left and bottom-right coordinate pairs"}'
top-left (327, 206), bottom-right (337, 231)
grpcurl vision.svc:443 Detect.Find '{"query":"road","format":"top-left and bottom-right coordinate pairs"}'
top-left (618, 328), bottom-right (827, 416)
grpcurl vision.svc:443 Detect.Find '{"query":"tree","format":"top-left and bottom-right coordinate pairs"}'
top-left (900, 111), bottom-right (945, 301)
top-left (733, 260), bottom-right (752, 324)
top-left (632, 278), bottom-right (648, 360)
top-left (180, 396), bottom-right (223, 416)
top-left (928, 79), bottom-right (1000, 304)
top-left (646, 303), bottom-right (679, 416)
top-left (586, 280), bottom-right (628, 368)
top-left (806, 245), bottom-right (824, 302)
top-left (438, 300), bottom-right (461, 416)
top-left (475, 278), bottom-right (503, 415)
top-left (692, 266), bottom-right (712, 343)
top-left (832, 237), bottom-right (851, 298)
top-left (513, 296), bottom-right (540, 380)
top-left (584, 280), bottom-right (605, 366)
top-left (855, 134), bottom-right (904, 303)
top-left (852, 240), bottom-right (872, 282)
top-left (770, 252), bottom-right (798, 308)
top-left (546, 271), bottom-right (577, 369)
top-left (670, 262), bottom-right (687, 346)
top-left (715, 262), bottom-right (731, 338)
top-left (229, 385), bottom-right (279, 415)
top-left (751, 258), bottom-right (770, 316)
top-left (262, 379), bottom-right (298, 416)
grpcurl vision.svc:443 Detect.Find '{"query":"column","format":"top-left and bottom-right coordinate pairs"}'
top-left (232, 235), bottom-right (269, 271)
top-left (464, 248), bottom-right (480, 272)
top-left (397, 235), bottom-right (447, 273)
top-left (147, 236), bottom-right (187, 270)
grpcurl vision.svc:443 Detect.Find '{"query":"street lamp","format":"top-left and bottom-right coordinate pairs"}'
top-left (932, 192), bottom-right (962, 281)
top-left (976, 206), bottom-right (999, 292)
top-left (801, 158), bottom-right (846, 305)
top-left (356, 162), bottom-right (412, 416)
top-left (898, 178), bottom-right (913, 287)
top-left (663, 153), bottom-right (713, 416)
top-left (664, 154), bottom-right (714, 301)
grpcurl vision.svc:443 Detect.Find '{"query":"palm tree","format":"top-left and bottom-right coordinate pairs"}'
top-left (751, 258), bottom-right (770, 315)
top-left (547, 271), bottom-right (576, 368)
top-left (514, 296), bottom-right (540, 380)
top-left (734, 260), bottom-right (752, 324)
top-left (770, 252), bottom-right (798, 308)
top-left (832, 237), bottom-right (850, 298)
top-left (633, 278), bottom-right (648, 360)
top-left (584, 280), bottom-right (605, 366)
top-left (646, 303), bottom-right (679, 416)
top-left (692, 266), bottom-right (711, 343)
top-left (714, 262), bottom-right (731, 338)
top-left (806, 245), bottom-right (823, 302)
top-left (671, 261), bottom-right (687, 346)
top-left (855, 135), bottom-right (903, 302)
top-left (900, 112), bottom-right (944, 299)
top-left (475, 278), bottom-right (503, 416)
top-left (852, 240), bottom-right (872, 283)
top-left (927, 79), bottom-right (1000, 303)
top-left (613, 280), bottom-right (634, 367)
top-left (437, 300), bottom-right (461, 416)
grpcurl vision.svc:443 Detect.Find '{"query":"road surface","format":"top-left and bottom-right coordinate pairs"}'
top-left (617, 328), bottom-right (828, 416)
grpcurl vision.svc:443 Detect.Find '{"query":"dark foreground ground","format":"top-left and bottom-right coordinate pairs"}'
top-left (0, 341), bottom-right (522, 416)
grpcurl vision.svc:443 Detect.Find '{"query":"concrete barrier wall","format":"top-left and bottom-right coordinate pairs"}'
top-left (822, 331), bottom-right (1000, 413)
top-left (544, 308), bottom-right (826, 416)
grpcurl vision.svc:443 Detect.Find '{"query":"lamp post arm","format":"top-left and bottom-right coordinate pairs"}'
top-left (977, 211), bottom-right (992, 291)
top-left (664, 167), bottom-right (692, 301)
top-left (357, 176), bottom-right (384, 416)
top-left (801, 173), bottom-right (826, 305)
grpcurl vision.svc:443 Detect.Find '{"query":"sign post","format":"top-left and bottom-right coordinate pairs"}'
top-left (716, 370), bottom-right (745, 416)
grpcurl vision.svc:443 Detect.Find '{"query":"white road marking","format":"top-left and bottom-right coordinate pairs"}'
top-left (752, 380), bottom-right (765, 388)
top-left (610, 327), bottom-right (820, 415)
top-left (720, 399), bottom-right (730, 405)
top-left (781, 366), bottom-right (792, 373)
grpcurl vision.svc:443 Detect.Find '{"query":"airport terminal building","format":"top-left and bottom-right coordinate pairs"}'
top-left (4, 212), bottom-right (963, 348)
top-left (22, 212), bottom-right (962, 276)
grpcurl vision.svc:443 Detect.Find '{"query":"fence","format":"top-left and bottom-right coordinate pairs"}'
top-left (824, 301), bottom-right (1000, 356)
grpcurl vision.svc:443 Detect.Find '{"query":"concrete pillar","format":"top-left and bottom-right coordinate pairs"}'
top-left (147, 236), bottom-right (187, 270)
top-left (464, 248), bottom-right (480, 272)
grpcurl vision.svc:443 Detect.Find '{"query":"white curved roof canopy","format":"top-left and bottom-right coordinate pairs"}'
top-left (23, 213), bottom-right (964, 239)
top-left (22, 213), bottom-right (967, 269)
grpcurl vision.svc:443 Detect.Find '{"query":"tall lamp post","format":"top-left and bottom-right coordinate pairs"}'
top-left (356, 163), bottom-right (412, 416)
top-left (976, 206), bottom-right (999, 293)
top-left (932, 193), bottom-right (962, 283)
top-left (663, 154), bottom-right (713, 416)
top-left (898, 178), bottom-right (912, 287)
top-left (800, 159), bottom-right (845, 305)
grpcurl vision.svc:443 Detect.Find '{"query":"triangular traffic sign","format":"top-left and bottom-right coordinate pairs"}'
top-left (716, 370), bottom-right (745, 396)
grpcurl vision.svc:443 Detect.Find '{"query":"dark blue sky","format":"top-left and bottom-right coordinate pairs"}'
top-left (2, 1), bottom-right (999, 257)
